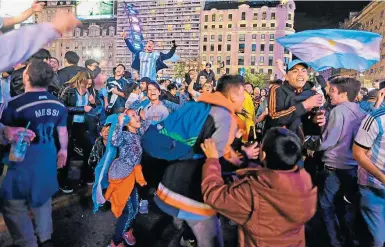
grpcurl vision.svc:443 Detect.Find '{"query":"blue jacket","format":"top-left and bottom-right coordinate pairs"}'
top-left (124, 39), bottom-right (176, 72)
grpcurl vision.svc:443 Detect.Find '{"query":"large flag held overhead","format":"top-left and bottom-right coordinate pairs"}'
top-left (277, 29), bottom-right (382, 72)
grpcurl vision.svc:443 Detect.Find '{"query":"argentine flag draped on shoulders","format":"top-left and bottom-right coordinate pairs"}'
top-left (277, 29), bottom-right (382, 71)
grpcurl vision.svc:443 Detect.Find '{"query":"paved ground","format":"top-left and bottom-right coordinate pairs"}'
top-left (0, 191), bottom-right (238, 247)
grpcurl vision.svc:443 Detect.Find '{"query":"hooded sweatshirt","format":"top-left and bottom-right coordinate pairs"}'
top-left (202, 159), bottom-right (317, 247)
top-left (318, 101), bottom-right (367, 169)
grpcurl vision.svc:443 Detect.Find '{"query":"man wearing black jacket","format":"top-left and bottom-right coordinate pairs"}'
top-left (58, 51), bottom-right (84, 85)
top-left (264, 60), bottom-right (326, 142)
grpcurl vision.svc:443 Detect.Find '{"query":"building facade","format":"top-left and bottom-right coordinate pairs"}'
top-left (200, 1), bottom-right (295, 78)
top-left (116, 0), bottom-right (203, 78)
top-left (35, 1), bottom-right (117, 75)
top-left (339, 1), bottom-right (385, 85)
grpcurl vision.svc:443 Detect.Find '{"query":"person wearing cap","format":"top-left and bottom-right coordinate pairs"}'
top-left (198, 63), bottom-right (216, 85)
top-left (264, 59), bottom-right (326, 142)
top-left (58, 51), bottom-right (84, 85)
top-left (200, 127), bottom-right (317, 247)
top-left (85, 59), bottom-right (99, 78)
top-left (360, 82), bottom-right (385, 113)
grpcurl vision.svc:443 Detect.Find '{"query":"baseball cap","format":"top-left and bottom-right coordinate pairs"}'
top-left (85, 59), bottom-right (99, 67)
top-left (205, 63), bottom-right (212, 68)
top-left (286, 59), bottom-right (308, 72)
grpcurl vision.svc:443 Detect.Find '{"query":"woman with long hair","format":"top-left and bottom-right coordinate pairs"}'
top-left (59, 71), bottom-right (100, 192)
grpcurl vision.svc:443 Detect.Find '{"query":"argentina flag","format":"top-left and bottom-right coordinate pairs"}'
top-left (277, 29), bottom-right (382, 72)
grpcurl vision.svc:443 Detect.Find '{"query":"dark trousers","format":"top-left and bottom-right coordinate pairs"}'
top-left (318, 166), bottom-right (358, 247)
top-left (58, 122), bottom-right (93, 186)
top-left (113, 187), bottom-right (139, 245)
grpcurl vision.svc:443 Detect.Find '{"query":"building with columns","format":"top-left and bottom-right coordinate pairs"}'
top-left (34, 1), bottom-right (117, 75)
top-left (200, 0), bottom-right (295, 78)
top-left (116, 0), bottom-right (203, 78)
top-left (338, 1), bottom-right (385, 86)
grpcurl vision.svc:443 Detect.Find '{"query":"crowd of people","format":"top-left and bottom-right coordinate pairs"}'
top-left (1, 3), bottom-right (385, 247)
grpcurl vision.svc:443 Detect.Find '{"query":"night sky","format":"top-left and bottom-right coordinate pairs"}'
top-left (294, 1), bottom-right (370, 31)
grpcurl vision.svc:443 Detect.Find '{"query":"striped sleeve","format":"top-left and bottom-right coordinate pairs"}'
top-left (354, 115), bottom-right (379, 149)
top-left (268, 85), bottom-right (307, 126)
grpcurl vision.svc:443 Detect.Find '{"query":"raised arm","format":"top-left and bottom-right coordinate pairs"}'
top-left (0, 12), bottom-right (80, 72)
top-left (2, 1), bottom-right (44, 28)
top-left (160, 43), bottom-right (177, 61)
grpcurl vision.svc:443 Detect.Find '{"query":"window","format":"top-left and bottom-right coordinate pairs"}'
top-left (211, 25), bottom-right (215, 29)
top-left (210, 45), bottom-right (215, 52)
top-left (211, 35), bottom-right (215, 41)
top-left (217, 68), bottom-right (221, 74)
top-left (286, 23), bottom-right (292, 28)
top-left (252, 34), bottom-right (257, 39)
top-left (202, 55), bottom-right (206, 63)
top-left (239, 34), bottom-right (245, 41)
top-left (259, 56), bottom-right (264, 64)
top-left (203, 45), bottom-right (207, 52)
top-left (253, 13), bottom-right (258, 20)
top-left (251, 56), bottom-right (256, 66)
top-left (226, 68), bottom-right (230, 74)
top-left (288, 14), bottom-right (292, 20)
top-left (238, 56), bottom-right (244, 65)
top-left (227, 44), bottom-right (231, 51)
top-left (268, 56), bottom-right (273, 66)
top-left (252, 44), bottom-right (257, 51)
top-left (268, 69), bottom-right (272, 74)
top-left (212, 14), bottom-right (216, 22)
top-left (227, 34), bottom-right (231, 41)
top-left (240, 24), bottom-right (246, 28)
top-left (218, 44), bottom-right (222, 52)
top-left (219, 25), bottom-right (223, 29)
top-left (204, 25), bottom-right (208, 30)
top-left (253, 24), bottom-right (258, 29)
top-left (239, 44), bottom-right (245, 53)
top-left (226, 56), bottom-right (230, 65)
top-left (205, 15), bottom-right (208, 22)
top-left (284, 48), bottom-right (290, 54)
top-left (262, 23), bottom-right (266, 28)
top-left (271, 12), bottom-right (276, 20)
top-left (219, 14), bottom-right (223, 21)
top-left (217, 56), bottom-right (221, 64)
top-left (218, 35), bottom-right (222, 42)
top-left (269, 44), bottom-right (274, 52)
top-left (261, 34), bottom-right (265, 40)
top-left (241, 12), bottom-right (246, 20)
top-left (210, 56), bottom-right (214, 63)
top-left (228, 14), bottom-right (232, 21)
top-left (228, 24), bottom-right (233, 29)
top-left (203, 35), bottom-right (207, 42)
top-left (271, 23), bottom-right (275, 28)
top-left (259, 69), bottom-right (264, 74)
top-left (262, 12), bottom-right (266, 20)
top-left (260, 44), bottom-right (265, 52)
top-left (270, 34), bottom-right (274, 40)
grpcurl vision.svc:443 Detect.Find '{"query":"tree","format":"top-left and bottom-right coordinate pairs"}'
top-left (173, 61), bottom-right (186, 80)
top-left (244, 68), bottom-right (267, 88)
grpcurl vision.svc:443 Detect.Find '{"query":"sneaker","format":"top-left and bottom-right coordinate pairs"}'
top-left (139, 199), bottom-right (149, 214)
top-left (180, 236), bottom-right (197, 247)
top-left (123, 228), bottom-right (136, 246)
top-left (107, 241), bottom-right (124, 247)
top-left (60, 185), bottom-right (74, 194)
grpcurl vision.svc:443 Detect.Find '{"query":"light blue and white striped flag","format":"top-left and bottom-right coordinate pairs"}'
top-left (277, 29), bottom-right (382, 72)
